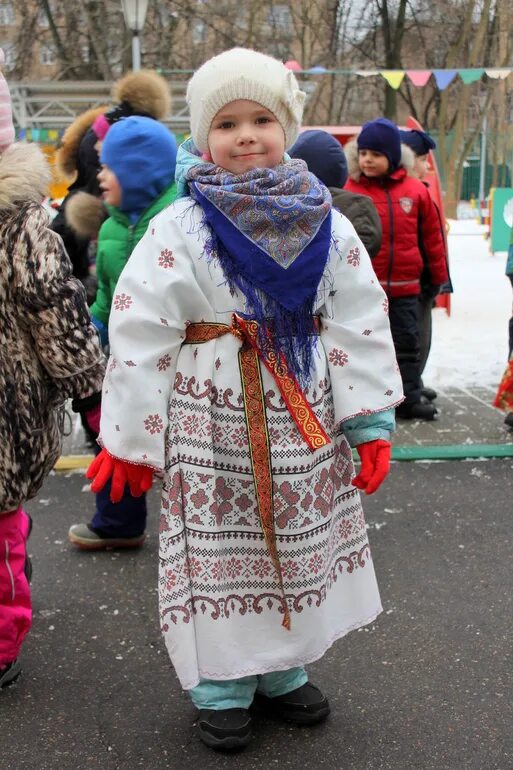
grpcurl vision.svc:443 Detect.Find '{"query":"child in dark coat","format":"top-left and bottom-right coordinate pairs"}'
top-left (399, 128), bottom-right (451, 403)
top-left (345, 118), bottom-right (448, 420)
top-left (290, 129), bottom-right (382, 258)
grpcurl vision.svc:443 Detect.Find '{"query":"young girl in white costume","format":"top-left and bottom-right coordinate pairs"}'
top-left (88, 48), bottom-right (403, 751)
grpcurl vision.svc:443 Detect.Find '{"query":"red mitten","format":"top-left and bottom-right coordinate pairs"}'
top-left (86, 448), bottom-right (153, 502)
top-left (352, 439), bottom-right (391, 495)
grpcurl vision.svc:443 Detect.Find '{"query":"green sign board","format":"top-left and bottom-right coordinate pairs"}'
top-left (491, 188), bottom-right (513, 253)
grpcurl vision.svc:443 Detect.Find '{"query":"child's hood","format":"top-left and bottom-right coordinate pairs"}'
top-left (0, 142), bottom-right (51, 211)
top-left (175, 137), bottom-right (205, 198)
top-left (101, 116), bottom-right (177, 218)
top-left (290, 130), bottom-right (348, 188)
top-left (345, 138), bottom-right (415, 182)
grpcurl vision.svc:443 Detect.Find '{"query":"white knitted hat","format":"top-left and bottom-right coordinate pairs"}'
top-left (187, 48), bottom-right (306, 152)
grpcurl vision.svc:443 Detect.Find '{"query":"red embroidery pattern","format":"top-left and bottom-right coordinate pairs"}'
top-left (144, 413), bottom-right (164, 434)
top-left (113, 293), bottom-right (132, 311)
top-left (347, 247), bottom-right (360, 266)
top-left (158, 248), bottom-right (175, 268)
top-left (329, 348), bottom-right (349, 367)
top-left (157, 353), bottom-right (172, 371)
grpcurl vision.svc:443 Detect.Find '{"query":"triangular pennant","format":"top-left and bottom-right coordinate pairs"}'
top-left (459, 68), bottom-right (485, 84)
top-left (485, 68), bottom-right (511, 79)
top-left (31, 128), bottom-right (40, 141)
top-left (355, 69), bottom-right (379, 77)
top-left (407, 70), bottom-right (432, 87)
top-left (380, 70), bottom-right (405, 89)
top-left (307, 66), bottom-right (327, 74)
top-left (433, 70), bottom-right (457, 89)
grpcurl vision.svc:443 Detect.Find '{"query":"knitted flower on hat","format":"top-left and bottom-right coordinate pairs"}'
top-left (186, 47), bottom-right (306, 152)
top-left (0, 49), bottom-right (15, 152)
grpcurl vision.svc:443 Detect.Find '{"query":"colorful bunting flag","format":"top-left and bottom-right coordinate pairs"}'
top-left (485, 68), bottom-right (511, 79)
top-left (380, 71), bottom-right (405, 89)
top-left (433, 70), bottom-right (457, 90)
top-left (407, 70), bottom-right (431, 87)
top-left (307, 66), bottom-right (328, 74)
top-left (459, 68), bottom-right (485, 84)
top-left (355, 69), bottom-right (379, 77)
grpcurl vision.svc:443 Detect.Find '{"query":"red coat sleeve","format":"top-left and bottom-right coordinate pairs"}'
top-left (418, 186), bottom-right (448, 286)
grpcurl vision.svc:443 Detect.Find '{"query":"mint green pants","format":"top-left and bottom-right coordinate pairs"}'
top-left (189, 666), bottom-right (308, 710)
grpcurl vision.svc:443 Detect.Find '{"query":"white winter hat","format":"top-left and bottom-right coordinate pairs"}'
top-left (187, 47), bottom-right (306, 152)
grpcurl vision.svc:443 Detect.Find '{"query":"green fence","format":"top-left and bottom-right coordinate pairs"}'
top-left (429, 129), bottom-right (513, 201)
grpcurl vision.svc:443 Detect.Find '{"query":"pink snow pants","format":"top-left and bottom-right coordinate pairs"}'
top-left (0, 508), bottom-right (31, 667)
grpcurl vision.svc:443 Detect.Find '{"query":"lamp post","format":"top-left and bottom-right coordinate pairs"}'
top-left (121, 0), bottom-right (149, 71)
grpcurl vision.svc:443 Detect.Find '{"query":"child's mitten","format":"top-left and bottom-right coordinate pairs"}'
top-left (86, 448), bottom-right (153, 502)
top-left (352, 439), bottom-right (391, 495)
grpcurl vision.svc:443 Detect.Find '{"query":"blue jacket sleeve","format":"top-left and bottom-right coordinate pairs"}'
top-left (341, 408), bottom-right (395, 447)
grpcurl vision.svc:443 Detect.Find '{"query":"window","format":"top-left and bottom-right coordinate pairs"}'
top-left (268, 4), bottom-right (292, 34)
top-left (0, 3), bottom-right (14, 26)
top-left (2, 43), bottom-right (15, 70)
top-left (192, 19), bottom-right (206, 45)
top-left (40, 44), bottom-right (56, 66)
top-left (37, 9), bottom-right (50, 28)
top-left (81, 44), bottom-right (90, 63)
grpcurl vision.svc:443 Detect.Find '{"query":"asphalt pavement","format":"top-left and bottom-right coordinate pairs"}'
top-left (1, 442), bottom-right (512, 769)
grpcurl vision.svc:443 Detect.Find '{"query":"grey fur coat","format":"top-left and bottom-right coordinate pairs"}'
top-left (0, 142), bottom-right (105, 511)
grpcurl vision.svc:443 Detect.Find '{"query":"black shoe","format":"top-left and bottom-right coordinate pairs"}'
top-left (0, 660), bottom-right (21, 689)
top-left (254, 682), bottom-right (330, 725)
top-left (396, 400), bottom-right (438, 421)
top-left (504, 412), bottom-right (513, 428)
top-left (197, 708), bottom-right (252, 751)
top-left (420, 386), bottom-right (437, 401)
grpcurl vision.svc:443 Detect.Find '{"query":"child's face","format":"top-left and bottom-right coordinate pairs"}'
top-left (98, 165), bottom-right (121, 207)
top-left (413, 153), bottom-right (430, 181)
top-left (207, 99), bottom-right (285, 174)
top-left (358, 149), bottom-right (390, 178)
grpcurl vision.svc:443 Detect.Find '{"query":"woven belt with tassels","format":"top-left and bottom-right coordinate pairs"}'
top-left (184, 314), bottom-right (330, 630)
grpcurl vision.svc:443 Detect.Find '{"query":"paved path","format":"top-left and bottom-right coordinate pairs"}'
top-left (1, 457), bottom-right (511, 769)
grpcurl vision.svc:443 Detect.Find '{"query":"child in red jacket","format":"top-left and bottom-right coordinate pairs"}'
top-left (344, 118), bottom-right (448, 420)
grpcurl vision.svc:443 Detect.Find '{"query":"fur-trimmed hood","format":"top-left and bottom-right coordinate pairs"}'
top-left (56, 106), bottom-right (107, 181)
top-left (65, 191), bottom-right (106, 238)
top-left (0, 142), bottom-right (51, 211)
top-left (113, 69), bottom-right (171, 120)
top-left (345, 138), bottom-right (415, 182)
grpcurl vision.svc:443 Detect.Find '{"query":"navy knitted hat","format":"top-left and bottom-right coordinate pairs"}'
top-left (357, 118), bottom-right (401, 171)
top-left (399, 129), bottom-right (436, 157)
top-left (290, 129), bottom-right (348, 188)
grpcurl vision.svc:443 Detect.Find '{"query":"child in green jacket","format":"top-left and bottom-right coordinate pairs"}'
top-left (68, 115), bottom-right (177, 550)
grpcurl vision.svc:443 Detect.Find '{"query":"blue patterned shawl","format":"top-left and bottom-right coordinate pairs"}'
top-left (185, 157), bottom-right (332, 385)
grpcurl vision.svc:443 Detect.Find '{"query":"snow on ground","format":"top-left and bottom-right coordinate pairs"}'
top-left (423, 219), bottom-right (512, 389)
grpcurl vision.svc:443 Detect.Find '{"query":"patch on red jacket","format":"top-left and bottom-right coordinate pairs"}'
top-left (399, 197), bottom-right (413, 214)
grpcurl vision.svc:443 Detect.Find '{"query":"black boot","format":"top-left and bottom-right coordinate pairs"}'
top-left (396, 400), bottom-right (438, 421)
top-left (254, 682), bottom-right (330, 725)
top-left (0, 660), bottom-right (21, 689)
top-left (197, 708), bottom-right (252, 751)
top-left (504, 412), bottom-right (513, 429)
top-left (420, 386), bottom-right (437, 401)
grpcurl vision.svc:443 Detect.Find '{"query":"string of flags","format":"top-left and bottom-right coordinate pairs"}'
top-left (16, 128), bottom-right (62, 142)
top-left (284, 61), bottom-right (512, 89)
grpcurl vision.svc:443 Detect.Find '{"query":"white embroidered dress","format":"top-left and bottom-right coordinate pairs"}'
top-left (100, 198), bottom-right (403, 690)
